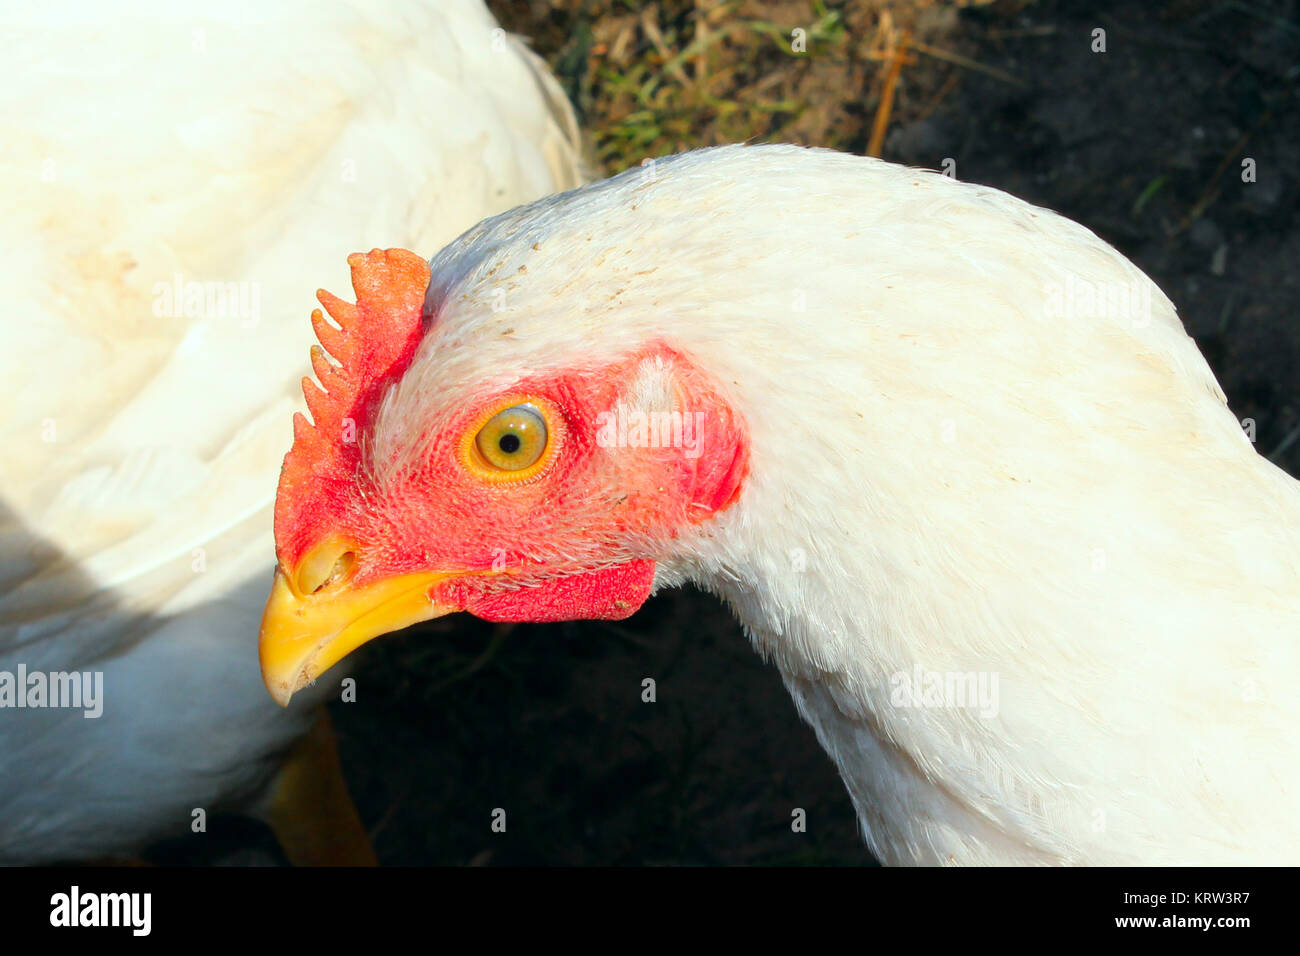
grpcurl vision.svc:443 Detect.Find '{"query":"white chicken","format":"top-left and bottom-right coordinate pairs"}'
top-left (260, 144), bottom-right (1300, 865)
top-left (0, 0), bottom-right (583, 863)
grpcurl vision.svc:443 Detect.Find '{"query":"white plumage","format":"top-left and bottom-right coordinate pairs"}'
top-left (0, 0), bottom-right (582, 862)
top-left (368, 144), bottom-right (1300, 864)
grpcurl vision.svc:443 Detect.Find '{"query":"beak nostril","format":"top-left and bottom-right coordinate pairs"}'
top-left (315, 551), bottom-right (355, 593)
top-left (295, 542), bottom-right (357, 596)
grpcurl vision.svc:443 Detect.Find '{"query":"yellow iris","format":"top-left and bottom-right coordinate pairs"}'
top-left (473, 403), bottom-right (549, 472)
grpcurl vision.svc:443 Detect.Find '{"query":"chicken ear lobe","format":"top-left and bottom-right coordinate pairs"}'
top-left (620, 343), bottom-right (750, 523)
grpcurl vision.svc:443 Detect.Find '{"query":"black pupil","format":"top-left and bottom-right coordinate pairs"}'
top-left (498, 433), bottom-right (522, 455)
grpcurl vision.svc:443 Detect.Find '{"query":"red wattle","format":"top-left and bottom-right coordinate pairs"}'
top-left (454, 560), bottom-right (656, 623)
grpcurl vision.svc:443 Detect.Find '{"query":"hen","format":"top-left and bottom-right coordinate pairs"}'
top-left (0, 0), bottom-right (583, 863)
top-left (261, 144), bottom-right (1300, 865)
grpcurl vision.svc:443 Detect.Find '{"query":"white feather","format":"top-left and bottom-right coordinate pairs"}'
top-left (381, 144), bottom-right (1300, 864)
top-left (0, 0), bottom-right (582, 862)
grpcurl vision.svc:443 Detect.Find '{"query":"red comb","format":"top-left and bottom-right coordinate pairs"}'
top-left (275, 248), bottom-right (430, 563)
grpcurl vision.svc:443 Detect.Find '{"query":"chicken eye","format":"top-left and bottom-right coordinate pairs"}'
top-left (474, 404), bottom-right (548, 471)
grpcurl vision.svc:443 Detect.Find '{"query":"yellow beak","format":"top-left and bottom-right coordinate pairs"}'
top-left (259, 568), bottom-right (456, 706)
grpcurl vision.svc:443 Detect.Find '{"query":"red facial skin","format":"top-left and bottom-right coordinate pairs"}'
top-left (274, 249), bottom-right (748, 623)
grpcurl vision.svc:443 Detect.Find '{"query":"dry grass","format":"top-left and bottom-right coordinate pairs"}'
top-left (491, 0), bottom-right (1002, 174)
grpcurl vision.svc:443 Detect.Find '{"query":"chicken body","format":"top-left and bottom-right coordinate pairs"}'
top-left (272, 144), bottom-right (1300, 864)
top-left (0, 0), bottom-right (582, 863)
